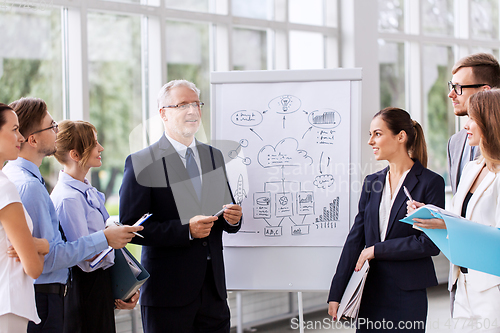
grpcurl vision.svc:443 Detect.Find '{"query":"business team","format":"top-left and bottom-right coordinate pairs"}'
top-left (2, 53), bottom-right (500, 331)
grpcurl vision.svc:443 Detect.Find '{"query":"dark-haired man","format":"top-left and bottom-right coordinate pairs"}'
top-left (447, 53), bottom-right (500, 193)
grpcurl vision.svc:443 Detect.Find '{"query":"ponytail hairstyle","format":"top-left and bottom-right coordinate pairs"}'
top-left (373, 107), bottom-right (428, 168)
top-left (54, 120), bottom-right (98, 168)
top-left (467, 89), bottom-right (500, 172)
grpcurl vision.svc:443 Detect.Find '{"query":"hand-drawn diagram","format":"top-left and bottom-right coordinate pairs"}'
top-left (220, 83), bottom-right (351, 247)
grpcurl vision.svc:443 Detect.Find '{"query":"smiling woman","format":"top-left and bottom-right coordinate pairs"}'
top-left (50, 120), bottom-right (140, 333)
top-left (328, 107), bottom-right (445, 333)
top-left (0, 103), bottom-right (48, 332)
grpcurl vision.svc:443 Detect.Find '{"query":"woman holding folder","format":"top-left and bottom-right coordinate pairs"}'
top-left (328, 108), bottom-right (445, 332)
top-left (51, 120), bottom-right (140, 333)
top-left (410, 89), bottom-right (500, 329)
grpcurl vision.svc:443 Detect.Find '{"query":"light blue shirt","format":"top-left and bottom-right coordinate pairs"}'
top-left (3, 158), bottom-right (108, 284)
top-left (51, 171), bottom-right (114, 272)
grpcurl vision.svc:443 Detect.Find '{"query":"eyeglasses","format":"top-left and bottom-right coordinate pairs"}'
top-left (162, 102), bottom-right (204, 110)
top-left (448, 81), bottom-right (488, 96)
top-left (30, 121), bottom-right (59, 136)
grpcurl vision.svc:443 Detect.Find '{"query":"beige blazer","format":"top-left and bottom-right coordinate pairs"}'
top-left (448, 158), bottom-right (500, 292)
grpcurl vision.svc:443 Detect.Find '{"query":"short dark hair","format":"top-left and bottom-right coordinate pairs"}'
top-left (452, 53), bottom-right (500, 88)
top-left (0, 103), bottom-right (13, 129)
top-left (9, 97), bottom-right (48, 138)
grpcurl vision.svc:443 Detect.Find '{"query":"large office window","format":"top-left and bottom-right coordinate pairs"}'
top-left (166, 20), bottom-right (210, 141)
top-left (422, 45), bottom-right (454, 180)
top-left (87, 12), bottom-right (142, 214)
top-left (0, 6), bottom-right (63, 190)
top-left (378, 0), bottom-right (499, 187)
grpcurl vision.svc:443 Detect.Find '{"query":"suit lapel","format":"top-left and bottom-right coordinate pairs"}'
top-left (370, 169), bottom-right (386, 242)
top-left (158, 135), bottom-right (200, 203)
top-left (451, 130), bottom-right (468, 189)
top-left (197, 142), bottom-right (214, 204)
top-left (385, 161), bottom-right (421, 239)
top-left (465, 161), bottom-right (495, 220)
top-left (452, 160), bottom-right (483, 216)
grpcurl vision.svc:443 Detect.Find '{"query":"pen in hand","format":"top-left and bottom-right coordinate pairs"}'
top-left (403, 186), bottom-right (414, 203)
top-left (114, 221), bottom-right (144, 238)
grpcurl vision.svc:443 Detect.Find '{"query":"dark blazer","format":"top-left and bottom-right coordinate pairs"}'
top-left (119, 135), bottom-right (241, 307)
top-left (447, 129), bottom-right (468, 194)
top-left (328, 160), bottom-right (445, 303)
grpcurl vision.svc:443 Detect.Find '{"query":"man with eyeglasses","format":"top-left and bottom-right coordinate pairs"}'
top-left (447, 53), bottom-right (500, 194)
top-left (119, 80), bottom-right (242, 332)
top-left (3, 97), bottom-right (143, 333)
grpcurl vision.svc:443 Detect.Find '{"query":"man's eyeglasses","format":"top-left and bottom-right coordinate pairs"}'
top-left (162, 102), bottom-right (204, 110)
top-left (30, 121), bottom-right (59, 136)
top-left (448, 81), bottom-right (488, 96)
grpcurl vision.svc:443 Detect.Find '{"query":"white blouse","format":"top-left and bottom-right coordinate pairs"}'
top-left (0, 170), bottom-right (40, 323)
top-left (379, 169), bottom-right (410, 241)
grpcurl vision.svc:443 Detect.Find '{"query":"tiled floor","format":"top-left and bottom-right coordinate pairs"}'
top-left (245, 284), bottom-right (451, 332)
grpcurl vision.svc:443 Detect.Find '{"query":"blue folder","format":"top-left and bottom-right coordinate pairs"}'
top-left (400, 204), bottom-right (500, 277)
top-left (109, 247), bottom-right (149, 301)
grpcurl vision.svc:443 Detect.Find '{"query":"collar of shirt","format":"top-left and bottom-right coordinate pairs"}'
top-left (8, 157), bottom-right (44, 184)
top-left (57, 171), bottom-right (107, 212)
top-left (164, 132), bottom-right (199, 160)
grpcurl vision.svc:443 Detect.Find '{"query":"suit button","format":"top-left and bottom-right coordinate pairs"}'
top-left (202, 242), bottom-right (208, 246)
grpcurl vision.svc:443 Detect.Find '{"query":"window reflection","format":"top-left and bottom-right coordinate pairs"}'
top-left (166, 0), bottom-right (209, 13)
top-left (471, 0), bottom-right (499, 40)
top-left (289, 0), bottom-right (323, 26)
top-left (166, 20), bottom-right (210, 141)
top-left (289, 31), bottom-right (323, 69)
top-left (422, 44), bottom-right (454, 185)
top-left (232, 0), bottom-right (273, 20)
top-left (422, 0), bottom-right (454, 36)
top-left (87, 12), bottom-right (142, 213)
top-left (0, 7), bottom-right (63, 191)
top-left (379, 40), bottom-right (405, 109)
top-left (232, 28), bottom-right (267, 71)
top-left (378, 0), bottom-right (404, 32)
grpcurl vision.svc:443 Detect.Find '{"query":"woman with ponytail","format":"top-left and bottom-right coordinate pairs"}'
top-left (410, 89), bottom-right (500, 329)
top-left (328, 107), bottom-right (445, 332)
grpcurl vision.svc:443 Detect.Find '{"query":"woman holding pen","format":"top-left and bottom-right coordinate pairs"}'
top-left (50, 120), bottom-right (141, 333)
top-left (0, 103), bottom-right (49, 332)
top-left (409, 89), bottom-right (500, 329)
top-left (328, 107), bottom-right (445, 332)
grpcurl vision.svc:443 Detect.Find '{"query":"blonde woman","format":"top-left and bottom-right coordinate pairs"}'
top-left (411, 89), bottom-right (500, 331)
top-left (0, 103), bottom-right (48, 332)
top-left (51, 120), bottom-right (140, 333)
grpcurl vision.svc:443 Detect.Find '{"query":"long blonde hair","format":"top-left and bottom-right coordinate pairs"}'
top-left (468, 90), bottom-right (500, 172)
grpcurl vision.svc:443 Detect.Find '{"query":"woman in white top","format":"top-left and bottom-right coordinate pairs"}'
top-left (0, 103), bottom-right (49, 332)
top-left (410, 89), bottom-right (500, 331)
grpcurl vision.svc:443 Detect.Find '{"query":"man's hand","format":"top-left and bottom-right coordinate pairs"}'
top-left (189, 215), bottom-right (217, 239)
top-left (8, 237), bottom-right (49, 261)
top-left (115, 290), bottom-right (140, 310)
top-left (103, 224), bottom-right (144, 249)
top-left (222, 204), bottom-right (242, 225)
top-left (328, 301), bottom-right (340, 321)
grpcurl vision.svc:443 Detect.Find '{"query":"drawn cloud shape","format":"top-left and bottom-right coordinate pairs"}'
top-left (258, 137), bottom-right (313, 168)
top-left (314, 174), bottom-right (335, 189)
top-left (268, 95), bottom-right (301, 114)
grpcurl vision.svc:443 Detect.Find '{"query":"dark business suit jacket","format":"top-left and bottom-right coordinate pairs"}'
top-left (328, 160), bottom-right (445, 303)
top-left (447, 129), bottom-right (468, 194)
top-left (119, 135), bottom-right (241, 307)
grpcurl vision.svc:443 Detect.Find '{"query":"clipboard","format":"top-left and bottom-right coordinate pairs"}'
top-left (109, 247), bottom-right (150, 301)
